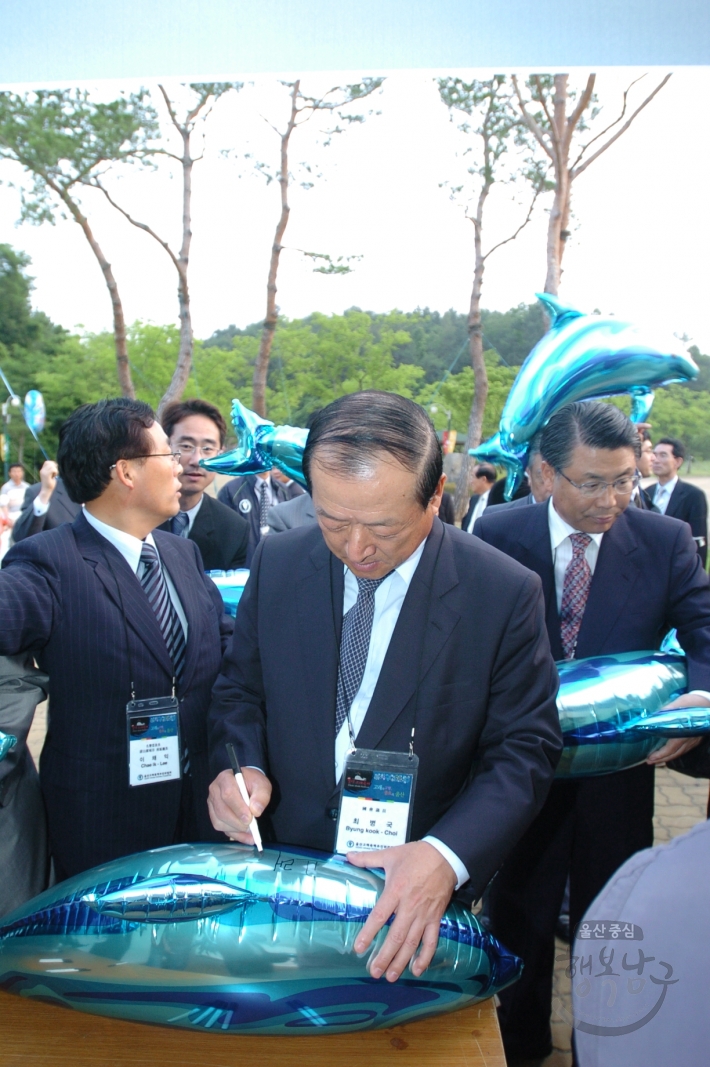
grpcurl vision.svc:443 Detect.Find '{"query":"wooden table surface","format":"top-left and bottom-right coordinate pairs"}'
top-left (0, 990), bottom-right (506, 1066)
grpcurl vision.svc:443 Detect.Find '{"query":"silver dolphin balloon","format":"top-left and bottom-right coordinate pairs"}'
top-left (0, 730), bottom-right (17, 761)
top-left (200, 399), bottom-right (309, 487)
top-left (556, 649), bottom-right (710, 777)
top-left (0, 843), bottom-right (520, 1034)
top-left (472, 294), bottom-right (698, 497)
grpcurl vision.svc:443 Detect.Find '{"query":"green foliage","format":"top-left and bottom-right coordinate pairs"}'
top-left (419, 353), bottom-right (517, 438)
top-left (480, 302), bottom-right (547, 366)
top-left (0, 88), bottom-right (159, 222)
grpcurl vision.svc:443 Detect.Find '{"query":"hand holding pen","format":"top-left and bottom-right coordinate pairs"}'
top-left (225, 743), bottom-right (264, 851)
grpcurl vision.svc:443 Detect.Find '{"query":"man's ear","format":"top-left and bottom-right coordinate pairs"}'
top-left (430, 472), bottom-right (447, 513)
top-left (112, 459), bottom-right (136, 490)
top-left (540, 460), bottom-right (556, 493)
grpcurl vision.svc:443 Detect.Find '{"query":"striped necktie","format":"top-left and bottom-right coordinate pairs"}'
top-left (560, 533), bottom-right (592, 660)
top-left (335, 575), bottom-right (390, 735)
top-left (171, 511), bottom-right (189, 537)
top-left (139, 542), bottom-right (186, 683)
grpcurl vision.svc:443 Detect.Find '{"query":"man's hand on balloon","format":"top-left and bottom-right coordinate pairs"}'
top-left (347, 840), bottom-right (457, 982)
top-left (646, 692), bottom-right (709, 764)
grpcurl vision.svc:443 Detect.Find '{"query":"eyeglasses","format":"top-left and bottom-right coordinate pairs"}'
top-left (556, 470), bottom-right (640, 498)
top-left (173, 443), bottom-right (220, 458)
top-left (110, 452), bottom-right (182, 470)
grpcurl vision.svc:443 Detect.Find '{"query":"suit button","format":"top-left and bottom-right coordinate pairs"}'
top-left (326, 808), bottom-right (339, 821)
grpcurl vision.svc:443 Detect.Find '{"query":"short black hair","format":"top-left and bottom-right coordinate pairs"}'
top-left (303, 391), bottom-right (442, 509)
top-left (540, 402), bottom-right (641, 472)
top-left (656, 436), bottom-right (685, 461)
top-left (474, 464), bottom-right (497, 483)
top-left (57, 398), bottom-right (155, 503)
top-left (161, 398), bottom-right (227, 446)
top-left (8, 462), bottom-right (23, 471)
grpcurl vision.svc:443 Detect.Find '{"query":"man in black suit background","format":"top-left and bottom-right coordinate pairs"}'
top-left (647, 436), bottom-right (708, 564)
top-left (218, 470), bottom-right (290, 564)
top-left (206, 391), bottom-right (562, 987)
top-left (11, 460), bottom-right (81, 542)
top-left (461, 463), bottom-right (497, 531)
top-left (0, 398), bottom-right (233, 880)
top-left (474, 402), bottom-right (710, 1064)
top-left (158, 399), bottom-right (249, 571)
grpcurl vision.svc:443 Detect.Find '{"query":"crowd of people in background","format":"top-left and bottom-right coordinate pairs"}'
top-left (1, 395), bottom-right (709, 1067)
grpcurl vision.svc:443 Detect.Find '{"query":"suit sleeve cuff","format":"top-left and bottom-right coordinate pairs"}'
top-left (33, 497), bottom-right (50, 516)
top-left (422, 836), bottom-right (469, 890)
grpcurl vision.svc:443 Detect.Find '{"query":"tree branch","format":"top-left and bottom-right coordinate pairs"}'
top-left (89, 180), bottom-right (180, 272)
top-left (511, 75), bottom-right (553, 159)
top-left (483, 182), bottom-right (544, 260)
top-left (569, 74), bottom-right (646, 170)
top-left (563, 74), bottom-right (596, 155)
top-left (572, 73), bottom-right (671, 179)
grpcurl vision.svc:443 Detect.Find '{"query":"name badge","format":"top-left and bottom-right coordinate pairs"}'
top-left (126, 696), bottom-right (182, 787)
top-left (335, 748), bottom-right (418, 854)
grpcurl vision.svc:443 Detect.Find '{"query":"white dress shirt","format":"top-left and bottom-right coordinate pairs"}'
top-left (183, 495), bottom-right (203, 533)
top-left (466, 490), bottom-right (490, 533)
top-left (82, 509), bottom-right (188, 639)
top-left (336, 537), bottom-right (469, 889)
top-left (652, 476), bottom-right (678, 515)
top-left (548, 500), bottom-right (604, 612)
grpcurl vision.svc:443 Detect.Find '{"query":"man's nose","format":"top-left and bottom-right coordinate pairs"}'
top-left (347, 527), bottom-right (376, 560)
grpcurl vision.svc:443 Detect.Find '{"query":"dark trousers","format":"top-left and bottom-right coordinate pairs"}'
top-left (489, 764), bottom-right (655, 1060)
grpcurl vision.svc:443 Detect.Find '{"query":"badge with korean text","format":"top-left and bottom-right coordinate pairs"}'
top-left (335, 748), bottom-right (418, 854)
top-left (126, 696), bottom-right (182, 787)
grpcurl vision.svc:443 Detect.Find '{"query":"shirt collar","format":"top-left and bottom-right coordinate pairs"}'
top-left (343, 535), bottom-right (427, 591)
top-left (184, 496), bottom-right (204, 521)
top-left (83, 507), bottom-right (157, 574)
top-left (548, 498), bottom-right (604, 552)
top-left (657, 475), bottom-right (678, 497)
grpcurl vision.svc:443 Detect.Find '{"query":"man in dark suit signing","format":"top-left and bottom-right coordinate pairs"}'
top-left (11, 461), bottom-right (81, 542)
top-left (647, 436), bottom-right (708, 565)
top-left (474, 402), bottom-right (710, 1064)
top-left (158, 399), bottom-right (249, 571)
top-left (206, 391), bottom-right (562, 986)
top-left (0, 398), bottom-right (234, 880)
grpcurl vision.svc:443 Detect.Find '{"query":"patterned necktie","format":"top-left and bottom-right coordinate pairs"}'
top-left (560, 532), bottom-right (592, 660)
top-left (335, 575), bottom-right (390, 734)
top-left (655, 486), bottom-right (668, 514)
top-left (259, 480), bottom-right (269, 530)
top-left (139, 542), bottom-right (186, 682)
top-left (171, 511), bottom-right (189, 537)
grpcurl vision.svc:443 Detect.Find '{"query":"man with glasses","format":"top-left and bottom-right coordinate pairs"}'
top-left (474, 401), bottom-right (710, 1065)
top-left (647, 436), bottom-right (707, 565)
top-left (0, 398), bottom-right (234, 884)
top-left (159, 399), bottom-right (249, 572)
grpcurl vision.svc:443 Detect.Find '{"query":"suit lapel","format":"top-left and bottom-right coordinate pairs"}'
top-left (665, 480), bottom-right (683, 518)
top-left (190, 495), bottom-right (216, 559)
top-left (72, 513), bottom-right (175, 680)
top-left (296, 535), bottom-right (344, 797)
top-left (515, 504), bottom-right (563, 659)
top-left (356, 521), bottom-right (460, 752)
top-left (575, 511), bottom-right (640, 657)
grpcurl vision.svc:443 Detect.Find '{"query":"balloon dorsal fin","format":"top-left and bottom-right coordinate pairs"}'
top-left (536, 292), bottom-right (584, 328)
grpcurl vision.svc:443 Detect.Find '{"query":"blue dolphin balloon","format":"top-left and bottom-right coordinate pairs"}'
top-left (0, 731), bottom-right (17, 761)
top-left (0, 843), bottom-right (520, 1034)
top-left (200, 400), bottom-right (308, 487)
top-left (472, 294), bottom-right (698, 497)
top-left (555, 649), bottom-right (710, 777)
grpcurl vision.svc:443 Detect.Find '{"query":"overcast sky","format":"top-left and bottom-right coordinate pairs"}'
top-left (0, 67), bottom-right (708, 353)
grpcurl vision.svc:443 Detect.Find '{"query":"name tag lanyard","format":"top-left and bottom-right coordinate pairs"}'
top-left (334, 529), bottom-right (444, 853)
top-left (102, 548), bottom-right (182, 788)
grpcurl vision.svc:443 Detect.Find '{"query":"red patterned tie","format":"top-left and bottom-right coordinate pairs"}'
top-left (560, 532), bottom-right (592, 660)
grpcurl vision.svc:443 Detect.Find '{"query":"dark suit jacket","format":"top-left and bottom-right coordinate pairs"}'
top-left (0, 512), bottom-right (234, 878)
top-left (474, 502), bottom-right (710, 685)
top-left (438, 491), bottom-right (455, 525)
top-left (267, 493), bottom-right (317, 533)
top-left (646, 479), bottom-right (708, 566)
top-left (218, 475), bottom-right (290, 565)
top-left (208, 519), bottom-right (562, 897)
top-left (158, 492), bottom-right (249, 571)
top-left (11, 479), bottom-right (80, 542)
top-left (485, 493), bottom-right (537, 516)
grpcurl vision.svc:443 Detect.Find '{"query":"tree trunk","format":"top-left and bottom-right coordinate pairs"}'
top-left (252, 81), bottom-right (299, 417)
top-left (453, 206), bottom-right (489, 522)
top-left (543, 74), bottom-right (570, 296)
top-left (158, 124), bottom-right (194, 415)
top-left (58, 188), bottom-right (135, 398)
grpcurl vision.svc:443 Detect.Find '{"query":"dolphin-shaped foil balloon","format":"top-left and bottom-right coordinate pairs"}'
top-left (0, 731), bottom-right (17, 761)
top-left (471, 293), bottom-right (699, 498)
top-left (200, 399), bottom-right (309, 487)
top-left (0, 843), bottom-right (520, 1034)
top-left (556, 648), bottom-right (710, 777)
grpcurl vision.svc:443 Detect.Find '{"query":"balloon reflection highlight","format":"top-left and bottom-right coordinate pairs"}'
top-left (0, 843), bottom-right (521, 1034)
top-left (0, 731), bottom-right (17, 761)
top-left (472, 294), bottom-right (698, 498)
